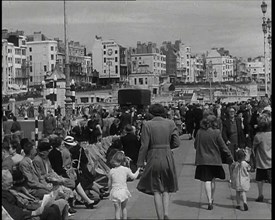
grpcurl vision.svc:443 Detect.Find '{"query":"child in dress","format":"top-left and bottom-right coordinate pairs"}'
top-left (230, 148), bottom-right (251, 211)
top-left (108, 151), bottom-right (140, 220)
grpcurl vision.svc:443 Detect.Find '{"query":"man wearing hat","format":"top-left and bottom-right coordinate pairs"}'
top-left (19, 142), bottom-right (52, 199)
top-left (33, 141), bottom-right (77, 214)
top-left (120, 124), bottom-right (141, 172)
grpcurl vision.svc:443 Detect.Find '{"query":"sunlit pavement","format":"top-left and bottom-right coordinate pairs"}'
top-left (70, 134), bottom-right (272, 220)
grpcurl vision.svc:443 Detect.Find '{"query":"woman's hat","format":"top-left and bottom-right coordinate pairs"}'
top-left (63, 136), bottom-right (77, 146)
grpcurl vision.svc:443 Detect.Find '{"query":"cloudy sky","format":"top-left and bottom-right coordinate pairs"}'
top-left (2, 0), bottom-right (271, 58)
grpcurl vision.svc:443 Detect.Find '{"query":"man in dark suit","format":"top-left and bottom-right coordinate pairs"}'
top-left (120, 124), bottom-right (141, 172)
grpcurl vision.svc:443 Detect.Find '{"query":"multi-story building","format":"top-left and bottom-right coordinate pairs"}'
top-left (131, 41), bottom-right (166, 76)
top-left (128, 64), bottom-right (160, 95)
top-left (191, 55), bottom-right (204, 83)
top-left (92, 37), bottom-right (128, 85)
top-left (2, 39), bottom-right (9, 93)
top-left (246, 56), bottom-right (266, 83)
top-left (2, 30), bottom-right (28, 90)
top-left (206, 48), bottom-right (235, 82)
top-left (26, 32), bottom-right (58, 86)
top-left (55, 38), bottom-right (92, 83)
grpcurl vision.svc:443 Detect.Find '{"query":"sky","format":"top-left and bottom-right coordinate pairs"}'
top-left (2, 0), bottom-right (272, 58)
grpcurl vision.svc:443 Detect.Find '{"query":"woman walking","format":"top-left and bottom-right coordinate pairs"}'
top-left (194, 115), bottom-right (233, 210)
top-left (137, 103), bottom-right (180, 219)
top-left (253, 112), bottom-right (272, 202)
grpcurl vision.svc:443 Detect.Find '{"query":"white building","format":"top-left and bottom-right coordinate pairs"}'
top-left (131, 53), bottom-right (166, 75)
top-left (26, 40), bottom-right (58, 86)
top-left (128, 73), bottom-right (160, 95)
top-left (246, 57), bottom-right (267, 83)
top-left (92, 37), bottom-right (127, 84)
top-left (206, 48), bottom-right (234, 82)
top-left (2, 31), bottom-right (28, 92)
top-left (2, 39), bottom-right (9, 93)
top-left (191, 55), bottom-right (204, 83)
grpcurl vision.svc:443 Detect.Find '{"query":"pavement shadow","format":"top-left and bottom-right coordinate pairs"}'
top-left (172, 199), bottom-right (201, 208)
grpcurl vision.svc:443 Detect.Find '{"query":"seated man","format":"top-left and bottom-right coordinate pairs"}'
top-left (2, 142), bottom-right (14, 172)
top-left (19, 142), bottom-right (53, 200)
top-left (33, 142), bottom-right (76, 214)
top-left (2, 169), bottom-right (69, 220)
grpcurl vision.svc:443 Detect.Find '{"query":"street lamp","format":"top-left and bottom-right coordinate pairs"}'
top-left (41, 80), bottom-right (46, 116)
top-left (261, 0), bottom-right (268, 96)
top-left (207, 61), bottom-right (213, 103)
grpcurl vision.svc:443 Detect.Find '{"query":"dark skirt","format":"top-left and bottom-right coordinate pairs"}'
top-left (256, 168), bottom-right (272, 183)
top-left (137, 149), bottom-right (178, 195)
top-left (195, 165), bottom-right (225, 182)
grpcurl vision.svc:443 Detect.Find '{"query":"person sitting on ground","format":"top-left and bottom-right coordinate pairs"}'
top-left (48, 135), bottom-right (98, 209)
top-left (33, 141), bottom-right (77, 214)
top-left (69, 139), bottom-right (108, 202)
top-left (2, 169), bottom-right (69, 220)
top-left (19, 142), bottom-right (53, 200)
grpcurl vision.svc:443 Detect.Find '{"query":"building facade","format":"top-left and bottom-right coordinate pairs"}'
top-left (246, 57), bottom-right (266, 83)
top-left (131, 41), bottom-right (165, 76)
top-left (92, 37), bottom-right (127, 85)
top-left (2, 30), bottom-right (28, 91)
top-left (26, 40), bottom-right (58, 86)
top-left (206, 48), bottom-right (234, 82)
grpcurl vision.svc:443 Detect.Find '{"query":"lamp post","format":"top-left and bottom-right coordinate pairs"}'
top-left (261, 0), bottom-right (268, 96)
top-left (64, 0), bottom-right (72, 117)
top-left (207, 61), bottom-right (213, 103)
top-left (266, 17), bottom-right (272, 95)
top-left (41, 80), bottom-right (46, 116)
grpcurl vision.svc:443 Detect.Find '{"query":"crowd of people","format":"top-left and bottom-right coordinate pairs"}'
top-left (2, 96), bottom-right (272, 220)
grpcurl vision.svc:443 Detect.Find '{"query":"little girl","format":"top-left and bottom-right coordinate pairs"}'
top-left (108, 151), bottom-right (140, 220)
top-left (230, 148), bottom-right (251, 211)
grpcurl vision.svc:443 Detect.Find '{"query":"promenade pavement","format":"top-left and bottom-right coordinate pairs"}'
top-left (70, 134), bottom-right (272, 219)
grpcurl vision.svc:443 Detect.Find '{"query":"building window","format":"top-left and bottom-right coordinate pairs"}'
top-left (103, 45), bottom-right (106, 49)
top-left (29, 47), bottom-right (32, 52)
top-left (115, 50), bottom-right (118, 54)
top-left (134, 78), bottom-right (137, 85)
top-left (104, 58), bottom-right (106, 63)
top-left (139, 57), bottom-right (141, 60)
top-left (145, 78), bottom-right (148, 84)
top-left (30, 66), bottom-right (33, 72)
top-left (15, 49), bottom-right (21, 55)
top-left (115, 57), bottom-right (118, 62)
top-left (15, 58), bottom-right (21, 64)
top-left (187, 61), bottom-right (189, 66)
top-left (104, 51), bottom-right (106, 55)
top-left (51, 54), bottom-right (54, 60)
top-left (51, 64), bottom-right (54, 71)
top-left (22, 40), bottom-right (26, 45)
top-left (30, 76), bottom-right (33, 82)
top-left (51, 46), bottom-right (54, 51)
top-left (115, 65), bottom-right (118, 74)
top-left (30, 56), bottom-right (32, 61)
top-left (44, 65), bottom-right (47, 72)
top-left (186, 54), bottom-right (189, 59)
top-left (22, 49), bottom-right (26, 55)
top-left (139, 78), bottom-right (143, 85)
top-left (104, 70), bottom-right (106, 73)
